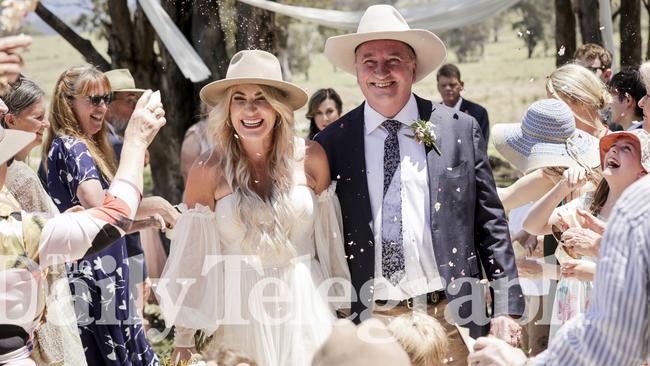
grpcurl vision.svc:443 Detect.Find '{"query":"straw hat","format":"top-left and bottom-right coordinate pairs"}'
top-left (0, 125), bottom-right (35, 166)
top-left (104, 69), bottom-right (145, 94)
top-left (200, 50), bottom-right (308, 110)
top-left (492, 99), bottom-right (600, 174)
top-left (600, 129), bottom-right (650, 172)
top-left (324, 5), bottom-right (446, 82)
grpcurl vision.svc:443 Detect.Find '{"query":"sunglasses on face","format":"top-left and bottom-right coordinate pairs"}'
top-left (84, 94), bottom-right (112, 107)
top-left (584, 66), bottom-right (606, 73)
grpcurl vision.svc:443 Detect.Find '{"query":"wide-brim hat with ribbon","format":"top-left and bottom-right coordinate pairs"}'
top-left (200, 50), bottom-right (308, 110)
top-left (104, 69), bottom-right (145, 94)
top-left (324, 4), bottom-right (447, 82)
top-left (600, 129), bottom-right (650, 173)
top-left (492, 98), bottom-right (600, 174)
top-left (0, 125), bottom-right (35, 166)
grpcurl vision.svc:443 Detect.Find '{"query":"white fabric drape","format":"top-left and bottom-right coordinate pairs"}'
top-left (137, 0), bottom-right (211, 82)
top-left (236, 0), bottom-right (521, 31)
top-left (599, 0), bottom-right (617, 72)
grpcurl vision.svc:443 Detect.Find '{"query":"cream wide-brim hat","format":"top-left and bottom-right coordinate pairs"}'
top-left (104, 69), bottom-right (145, 94)
top-left (0, 125), bottom-right (35, 165)
top-left (324, 5), bottom-right (447, 82)
top-left (200, 50), bottom-right (308, 110)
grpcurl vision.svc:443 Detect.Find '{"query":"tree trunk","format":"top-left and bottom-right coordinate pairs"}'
top-left (620, 0), bottom-right (642, 67)
top-left (191, 0), bottom-right (229, 129)
top-left (235, 1), bottom-right (278, 53)
top-left (555, 0), bottom-right (576, 66)
top-left (34, 2), bottom-right (111, 70)
top-left (645, 0), bottom-right (650, 60)
top-left (577, 0), bottom-right (603, 45)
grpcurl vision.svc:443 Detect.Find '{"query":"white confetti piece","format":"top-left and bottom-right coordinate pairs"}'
top-left (452, 247), bottom-right (457, 254)
top-left (558, 45), bottom-right (565, 56)
top-left (446, 167), bottom-right (453, 171)
top-left (456, 187), bottom-right (461, 192)
top-left (434, 202), bottom-right (441, 211)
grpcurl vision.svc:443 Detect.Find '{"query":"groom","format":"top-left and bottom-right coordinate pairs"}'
top-left (315, 4), bottom-right (524, 351)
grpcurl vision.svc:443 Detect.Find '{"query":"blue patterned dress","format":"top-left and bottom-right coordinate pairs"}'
top-left (47, 135), bottom-right (159, 366)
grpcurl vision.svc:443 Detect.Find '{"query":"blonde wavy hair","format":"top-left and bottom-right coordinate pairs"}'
top-left (42, 65), bottom-right (116, 181)
top-left (387, 312), bottom-right (449, 366)
top-left (207, 84), bottom-right (298, 260)
top-left (546, 64), bottom-right (611, 133)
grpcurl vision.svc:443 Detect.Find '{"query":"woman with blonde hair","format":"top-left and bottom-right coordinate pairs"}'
top-left (546, 63), bottom-right (611, 139)
top-left (158, 50), bottom-right (350, 366)
top-left (43, 65), bottom-right (159, 365)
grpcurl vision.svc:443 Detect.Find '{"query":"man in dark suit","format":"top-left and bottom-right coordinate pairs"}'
top-left (437, 63), bottom-right (490, 143)
top-left (316, 5), bottom-right (523, 362)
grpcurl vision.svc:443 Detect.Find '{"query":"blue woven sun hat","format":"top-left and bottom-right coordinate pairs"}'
top-left (492, 99), bottom-right (600, 174)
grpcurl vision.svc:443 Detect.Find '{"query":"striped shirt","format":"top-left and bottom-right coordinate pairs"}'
top-left (533, 174), bottom-right (650, 365)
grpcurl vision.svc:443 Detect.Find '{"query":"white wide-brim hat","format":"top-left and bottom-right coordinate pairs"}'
top-left (0, 125), bottom-right (35, 165)
top-left (324, 5), bottom-right (447, 82)
top-left (492, 99), bottom-right (601, 174)
top-left (200, 50), bottom-right (308, 110)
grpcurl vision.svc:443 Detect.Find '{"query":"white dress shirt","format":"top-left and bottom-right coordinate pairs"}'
top-left (364, 94), bottom-right (443, 301)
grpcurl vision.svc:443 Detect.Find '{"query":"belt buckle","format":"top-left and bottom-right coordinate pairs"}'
top-left (429, 291), bottom-right (440, 304)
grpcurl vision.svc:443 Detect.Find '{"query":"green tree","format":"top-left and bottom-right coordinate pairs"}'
top-left (438, 23), bottom-right (490, 63)
top-left (511, 0), bottom-right (554, 58)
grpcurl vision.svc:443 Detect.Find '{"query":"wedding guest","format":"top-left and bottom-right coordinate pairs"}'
top-left (42, 65), bottom-right (160, 365)
top-left (1, 76), bottom-right (87, 365)
top-left (468, 173), bottom-right (650, 366)
top-left (180, 103), bottom-right (213, 183)
top-left (523, 129), bottom-right (650, 339)
top-left (607, 68), bottom-right (645, 131)
top-left (574, 43), bottom-right (613, 84)
top-left (436, 63), bottom-right (490, 142)
top-left (0, 90), bottom-right (166, 365)
top-left (306, 88), bottom-right (342, 139)
top-left (547, 64), bottom-right (611, 139)
top-left (158, 50), bottom-right (350, 366)
top-left (311, 319), bottom-right (411, 366)
top-left (493, 99), bottom-right (601, 211)
top-left (201, 347), bottom-right (257, 366)
top-left (636, 62), bottom-right (650, 133)
top-left (387, 312), bottom-right (449, 366)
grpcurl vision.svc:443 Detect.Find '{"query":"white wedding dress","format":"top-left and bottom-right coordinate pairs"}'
top-left (157, 183), bottom-right (351, 366)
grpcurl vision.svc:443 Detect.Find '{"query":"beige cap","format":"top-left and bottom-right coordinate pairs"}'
top-left (104, 69), bottom-right (145, 93)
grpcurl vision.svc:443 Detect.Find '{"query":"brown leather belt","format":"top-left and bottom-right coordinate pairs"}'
top-left (375, 290), bottom-right (446, 308)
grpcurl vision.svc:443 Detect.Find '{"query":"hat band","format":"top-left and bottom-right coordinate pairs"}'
top-left (521, 125), bottom-right (571, 143)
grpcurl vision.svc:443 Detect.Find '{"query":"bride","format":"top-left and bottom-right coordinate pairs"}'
top-left (157, 50), bottom-right (351, 366)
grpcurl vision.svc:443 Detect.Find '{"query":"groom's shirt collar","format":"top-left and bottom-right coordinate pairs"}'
top-left (364, 93), bottom-right (418, 135)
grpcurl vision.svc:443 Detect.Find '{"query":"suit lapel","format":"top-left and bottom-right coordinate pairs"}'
top-left (415, 95), bottom-right (434, 155)
top-left (343, 103), bottom-right (373, 225)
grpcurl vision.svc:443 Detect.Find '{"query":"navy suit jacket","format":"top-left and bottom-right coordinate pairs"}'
top-left (460, 98), bottom-right (490, 142)
top-left (315, 94), bottom-right (523, 337)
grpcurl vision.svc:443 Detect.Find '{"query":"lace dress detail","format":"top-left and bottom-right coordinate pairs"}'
top-left (157, 184), bottom-right (350, 366)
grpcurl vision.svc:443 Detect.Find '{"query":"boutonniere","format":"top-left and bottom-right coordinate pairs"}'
top-left (407, 119), bottom-right (441, 156)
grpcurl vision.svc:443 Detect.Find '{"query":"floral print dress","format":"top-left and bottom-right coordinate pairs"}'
top-left (47, 135), bottom-right (159, 365)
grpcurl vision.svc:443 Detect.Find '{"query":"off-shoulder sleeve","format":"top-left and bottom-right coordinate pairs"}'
top-left (314, 183), bottom-right (352, 309)
top-left (155, 204), bottom-right (223, 347)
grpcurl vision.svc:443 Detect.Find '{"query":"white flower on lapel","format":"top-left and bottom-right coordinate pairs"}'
top-left (407, 119), bottom-right (441, 156)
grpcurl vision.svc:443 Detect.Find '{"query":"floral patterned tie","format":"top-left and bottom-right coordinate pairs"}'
top-left (381, 119), bottom-right (405, 286)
